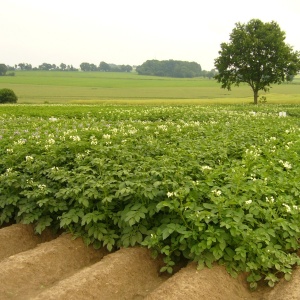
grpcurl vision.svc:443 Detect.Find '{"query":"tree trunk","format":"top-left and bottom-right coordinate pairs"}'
top-left (253, 91), bottom-right (258, 105)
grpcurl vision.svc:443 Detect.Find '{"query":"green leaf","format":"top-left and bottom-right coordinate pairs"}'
top-left (250, 282), bottom-right (257, 290)
top-left (60, 217), bottom-right (72, 227)
top-left (219, 240), bottom-right (226, 251)
top-left (197, 261), bottom-right (205, 271)
top-left (130, 235), bottom-right (137, 246)
top-left (72, 215), bottom-right (79, 223)
top-left (284, 273), bottom-right (292, 281)
top-left (162, 230), bottom-right (171, 241)
top-left (156, 201), bottom-right (174, 211)
top-left (224, 247), bottom-right (235, 261)
top-left (81, 214), bottom-right (92, 225)
top-left (268, 281), bottom-right (275, 287)
top-left (35, 216), bottom-right (52, 234)
top-left (153, 181), bottom-right (161, 188)
top-left (88, 226), bottom-right (95, 236)
top-left (78, 197), bottom-right (89, 207)
top-left (203, 203), bottom-right (215, 209)
top-left (107, 243), bottom-right (113, 252)
top-left (160, 266), bottom-right (168, 273)
top-left (212, 247), bottom-right (223, 260)
top-left (93, 240), bottom-right (102, 250)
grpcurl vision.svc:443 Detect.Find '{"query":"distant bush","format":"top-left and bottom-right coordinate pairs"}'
top-left (6, 72), bottom-right (15, 77)
top-left (0, 88), bottom-right (18, 103)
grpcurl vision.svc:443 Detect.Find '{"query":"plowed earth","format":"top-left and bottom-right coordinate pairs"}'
top-left (1, 224), bottom-right (300, 300)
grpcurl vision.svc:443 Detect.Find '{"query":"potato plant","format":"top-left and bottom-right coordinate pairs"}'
top-left (0, 104), bottom-right (300, 289)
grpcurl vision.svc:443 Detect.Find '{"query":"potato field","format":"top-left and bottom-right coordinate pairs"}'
top-left (1, 104), bottom-right (300, 292)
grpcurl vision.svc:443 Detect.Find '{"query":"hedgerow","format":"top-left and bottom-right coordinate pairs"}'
top-left (0, 105), bottom-right (300, 289)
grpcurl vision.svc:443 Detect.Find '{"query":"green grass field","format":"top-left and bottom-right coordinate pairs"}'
top-left (0, 71), bottom-right (299, 104)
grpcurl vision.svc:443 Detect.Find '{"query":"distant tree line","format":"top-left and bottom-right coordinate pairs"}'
top-left (1, 61), bottom-right (133, 73)
top-left (1, 63), bottom-right (78, 73)
top-left (0, 64), bottom-right (15, 76)
top-left (9, 63), bottom-right (78, 71)
top-left (1, 60), bottom-right (217, 78)
top-left (201, 69), bottom-right (219, 79)
top-left (80, 62), bottom-right (133, 72)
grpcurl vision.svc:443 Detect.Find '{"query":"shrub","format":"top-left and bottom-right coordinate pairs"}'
top-left (0, 88), bottom-right (18, 103)
top-left (6, 72), bottom-right (15, 77)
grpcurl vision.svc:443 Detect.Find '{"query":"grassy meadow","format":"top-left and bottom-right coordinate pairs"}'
top-left (0, 71), bottom-right (299, 104)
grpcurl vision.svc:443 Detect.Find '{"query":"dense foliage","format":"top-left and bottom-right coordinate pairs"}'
top-left (80, 62), bottom-right (133, 72)
top-left (4, 62), bottom-right (216, 79)
top-left (0, 64), bottom-right (8, 76)
top-left (214, 19), bottom-right (300, 104)
top-left (12, 63), bottom-right (78, 72)
top-left (136, 60), bottom-right (202, 78)
top-left (0, 105), bottom-right (300, 289)
top-left (0, 89), bottom-right (18, 103)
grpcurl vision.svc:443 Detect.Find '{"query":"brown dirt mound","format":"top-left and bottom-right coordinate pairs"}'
top-left (33, 247), bottom-right (169, 300)
top-left (0, 233), bottom-right (107, 300)
top-left (264, 267), bottom-right (300, 300)
top-left (145, 262), bottom-right (254, 300)
top-left (0, 224), bottom-right (55, 260)
top-left (1, 224), bottom-right (300, 299)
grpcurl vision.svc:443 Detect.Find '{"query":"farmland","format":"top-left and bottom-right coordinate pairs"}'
top-left (0, 71), bottom-right (300, 104)
top-left (1, 103), bottom-right (300, 292)
top-left (1, 71), bottom-right (300, 297)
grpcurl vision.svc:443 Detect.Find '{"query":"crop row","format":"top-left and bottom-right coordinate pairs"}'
top-left (0, 105), bottom-right (300, 288)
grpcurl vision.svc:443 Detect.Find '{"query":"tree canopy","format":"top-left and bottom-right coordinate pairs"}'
top-left (0, 89), bottom-right (18, 103)
top-left (214, 19), bottom-right (300, 104)
top-left (80, 62), bottom-right (133, 72)
top-left (136, 60), bottom-right (202, 78)
top-left (0, 64), bottom-right (7, 76)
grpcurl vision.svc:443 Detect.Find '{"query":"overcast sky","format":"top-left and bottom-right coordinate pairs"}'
top-left (1, 0), bottom-right (300, 71)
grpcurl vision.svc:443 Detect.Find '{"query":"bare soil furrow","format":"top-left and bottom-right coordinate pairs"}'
top-left (1, 225), bottom-right (300, 299)
top-left (0, 233), bottom-right (107, 300)
top-left (264, 267), bottom-right (300, 300)
top-left (145, 262), bottom-right (257, 300)
top-left (0, 224), bottom-right (54, 261)
top-left (33, 247), bottom-right (169, 300)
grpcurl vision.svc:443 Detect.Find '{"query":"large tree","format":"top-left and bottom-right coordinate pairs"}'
top-left (80, 62), bottom-right (97, 71)
top-left (60, 63), bottom-right (66, 70)
top-left (99, 61), bottom-right (111, 72)
top-left (38, 63), bottom-right (54, 71)
top-left (0, 64), bottom-right (7, 76)
top-left (214, 19), bottom-right (300, 104)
